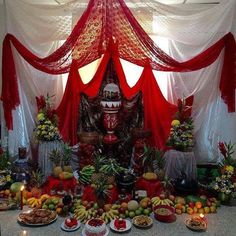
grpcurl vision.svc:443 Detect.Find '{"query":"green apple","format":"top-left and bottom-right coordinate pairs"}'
top-left (129, 211), bottom-right (135, 218)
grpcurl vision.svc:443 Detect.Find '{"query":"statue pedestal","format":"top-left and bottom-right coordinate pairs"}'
top-left (164, 149), bottom-right (197, 180)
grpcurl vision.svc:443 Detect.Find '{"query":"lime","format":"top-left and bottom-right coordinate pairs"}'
top-left (48, 204), bottom-right (55, 210)
top-left (135, 209), bottom-right (142, 215)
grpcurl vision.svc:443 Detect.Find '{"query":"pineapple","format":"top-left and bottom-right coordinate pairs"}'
top-left (91, 155), bottom-right (106, 184)
top-left (49, 149), bottom-right (63, 177)
top-left (62, 143), bottom-right (73, 173)
top-left (29, 169), bottom-right (43, 197)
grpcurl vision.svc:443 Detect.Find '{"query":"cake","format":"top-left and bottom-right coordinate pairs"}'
top-left (64, 217), bottom-right (78, 229)
top-left (84, 218), bottom-right (106, 236)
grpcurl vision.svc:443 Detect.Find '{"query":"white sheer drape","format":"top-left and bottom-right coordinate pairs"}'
top-left (2, 0), bottom-right (236, 163)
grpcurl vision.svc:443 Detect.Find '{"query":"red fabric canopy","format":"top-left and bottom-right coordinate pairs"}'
top-left (1, 0), bottom-right (236, 148)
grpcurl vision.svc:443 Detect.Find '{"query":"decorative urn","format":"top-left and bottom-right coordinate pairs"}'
top-left (100, 83), bottom-right (121, 144)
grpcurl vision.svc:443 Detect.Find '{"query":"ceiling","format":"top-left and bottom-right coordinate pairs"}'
top-left (0, 0), bottom-right (220, 5)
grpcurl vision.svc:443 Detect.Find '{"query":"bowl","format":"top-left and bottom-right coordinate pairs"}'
top-left (153, 205), bottom-right (176, 223)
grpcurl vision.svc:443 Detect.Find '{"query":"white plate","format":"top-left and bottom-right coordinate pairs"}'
top-left (61, 220), bottom-right (81, 232)
top-left (18, 210), bottom-right (58, 226)
top-left (82, 227), bottom-right (109, 236)
top-left (110, 219), bottom-right (132, 232)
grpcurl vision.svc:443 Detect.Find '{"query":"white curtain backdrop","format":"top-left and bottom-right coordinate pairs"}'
top-left (2, 0), bottom-right (236, 163)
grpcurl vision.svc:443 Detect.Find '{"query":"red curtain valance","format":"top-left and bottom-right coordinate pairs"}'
top-left (1, 0), bottom-right (236, 147)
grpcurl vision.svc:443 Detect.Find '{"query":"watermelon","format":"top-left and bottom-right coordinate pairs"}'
top-left (10, 182), bottom-right (23, 193)
top-left (185, 195), bottom-right (206, 206)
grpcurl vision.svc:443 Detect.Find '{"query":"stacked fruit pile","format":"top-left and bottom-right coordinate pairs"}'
top-left (174, 195), bottom-right (219, 215)
top-left (73, 200), bottom-right (119, 224)
top-left (150, 193), bottom-right (220, 215)
top-left (119, 199), bottom-right (152, 219)
top-left (27, 194), bottom-right (50, 208)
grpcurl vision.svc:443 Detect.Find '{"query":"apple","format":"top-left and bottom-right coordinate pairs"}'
top-left (198, 208), bottom-right (205, 214)
top-left (93, 203), bottom-right (99, 210)
top-left (159, 193), bottom-right (166, 200)
top-left (169, 195), bottom-right (175, 202)
top-left (188, 202), bottom-right (195, 208)
top-left (206, 200), bottom-right (212, 207)
top-left (204, 207), bottom-right (210, 214)
top-left (97, 208), bottom-right (104, 216)
top-left (193, 206), bottom-right (198, 213)
top-left (175, 209), bottom-right (182, 215)
top-left (187, 207), bottom-right (194, 215)
top-left (210, 206), bottom-right (217, 213)
top-left (82, 200), bottom-right (88, 207)
top-left (119, 207), bottom-right (126, 214)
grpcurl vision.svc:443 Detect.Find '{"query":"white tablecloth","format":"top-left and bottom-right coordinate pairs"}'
top-left (164, 150), bottom-right (197, 180)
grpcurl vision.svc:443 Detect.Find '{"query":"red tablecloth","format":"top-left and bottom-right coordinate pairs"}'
top-left (82, 185), bottom-right (118, 204)
top-left (135, 177), bottom-right (163, 198)
top-left (42, 176), bottom-right (77, 194)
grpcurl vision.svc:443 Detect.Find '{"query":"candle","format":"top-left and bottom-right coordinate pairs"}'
top-left (199, 213), bottom-right (206, 222)
top-left (20, 185), bottom-right (25, 210)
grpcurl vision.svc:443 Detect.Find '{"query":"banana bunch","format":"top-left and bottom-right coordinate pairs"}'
top-left (151, 196), bottom-right (174, 207)
top-left (27, 197), bottom-right (42, 208)
top-left (79, 165), bottom-right (95, 185)
top-left (74, 205), bottom-right (97, 223)
top-left (101, 209), bottom-right (119, 224)
top-left (40, 194), bottom-right (50, 203)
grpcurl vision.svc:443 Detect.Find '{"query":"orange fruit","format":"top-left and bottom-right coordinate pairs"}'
top-left (56, 207), bottom-right (62, 214)
top-left (141, 201), bottom-right (148, 209)
top-left (195, 201), bottom-right (202, 209)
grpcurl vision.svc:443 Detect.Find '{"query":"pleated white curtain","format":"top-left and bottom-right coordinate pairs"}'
top-left (2, 0), bottom-right (236, 163)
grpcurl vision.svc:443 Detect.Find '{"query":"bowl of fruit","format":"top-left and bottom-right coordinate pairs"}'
top-left (153, 205), bottom-right (176, 223)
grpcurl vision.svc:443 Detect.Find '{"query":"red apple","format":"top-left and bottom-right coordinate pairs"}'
top-left (97, 208), bottom-right (104, 216)
top-left (159, 194), bottom-right (165, 200)
top-left (188, 202), bottom-right (195, 208)
top-left (206, 200), bottom-right (212, 207)
top-left (119, 207), bottom-right (126, 214)
top-left (169, 195), bottom-right (175, 202)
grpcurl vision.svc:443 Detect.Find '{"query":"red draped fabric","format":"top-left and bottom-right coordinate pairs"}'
top-left (1, 0), bottom-right (236, 147)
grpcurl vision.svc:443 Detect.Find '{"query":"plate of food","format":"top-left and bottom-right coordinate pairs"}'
top-left (0, 198), bottom-right (17, 211)
top-left (185, 217), bottom-right (207, 232)
top-left (132, 215), bottom-right (153, 229)
top-left (110, 219), bottom-right (132, 232)
top-left (153, 205), bottom-right (176, 223)
top-left (18, 209), bottom-right (58, 226)
top-left (61, 217), bottom-right (81, 232)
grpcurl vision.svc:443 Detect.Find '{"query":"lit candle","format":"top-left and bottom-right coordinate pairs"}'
top-left (199, 213), bottom-right (206, 222)
top-left (20, 185), bottom-right (25, 210)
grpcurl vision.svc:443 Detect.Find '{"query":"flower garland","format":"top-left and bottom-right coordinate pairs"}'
top-left (34, 95), bottom-right (60, 142)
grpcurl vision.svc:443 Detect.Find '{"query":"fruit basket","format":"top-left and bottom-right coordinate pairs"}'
top-left (153, 205), bottom-right (176, 223)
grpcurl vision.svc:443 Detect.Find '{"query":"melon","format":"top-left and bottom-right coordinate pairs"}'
top-left (10, 182), bottom-right (24, 193)
top-left (127, 200), bottom-right (139, 211)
